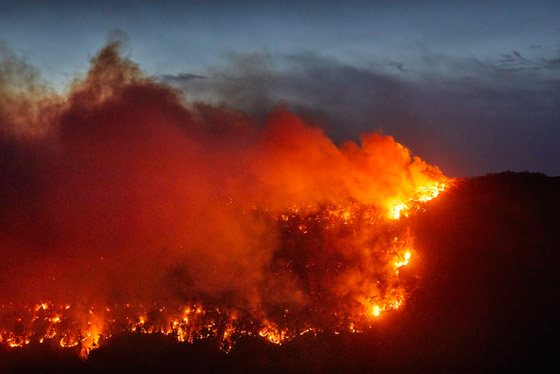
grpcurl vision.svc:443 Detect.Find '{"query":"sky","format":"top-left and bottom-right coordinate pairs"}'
top-left (1, 0), bottom-right (559, 177)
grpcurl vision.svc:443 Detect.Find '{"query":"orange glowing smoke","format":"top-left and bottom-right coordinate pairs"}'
top-left (0, 40), bottom-right (449, 356)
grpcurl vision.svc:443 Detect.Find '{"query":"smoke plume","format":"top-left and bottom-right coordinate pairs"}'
top-left (0, 40), bottom-right (445, 323)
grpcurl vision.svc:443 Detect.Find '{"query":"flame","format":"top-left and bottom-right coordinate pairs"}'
top-left (390, 202), bottom-right (409, 220)
top-left (388, 181), bottom-right (447, 220)
top-left (395, 251), bottom-right (411, 269)
top-left (259, 322), bottom-right (290, 345)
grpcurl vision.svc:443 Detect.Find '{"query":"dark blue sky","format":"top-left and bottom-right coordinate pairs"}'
top-left (1, 0), bottom-right (559, 176)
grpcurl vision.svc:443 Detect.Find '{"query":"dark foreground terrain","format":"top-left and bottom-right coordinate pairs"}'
top-left (1, 172), bottom-right (559, 373)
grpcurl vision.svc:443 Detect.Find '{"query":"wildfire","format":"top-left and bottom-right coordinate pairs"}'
top-left (0, 41), bottom-right (452, 359)
top-left (0, 179), bottom-right (449, 357)
top-left (388, 181), bottom-right (448, 220)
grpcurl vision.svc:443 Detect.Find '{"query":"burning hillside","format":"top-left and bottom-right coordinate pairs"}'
top-left (0, 194), bottom-right (447, 357)
top-left (0, 40), bottom-right (450, 358)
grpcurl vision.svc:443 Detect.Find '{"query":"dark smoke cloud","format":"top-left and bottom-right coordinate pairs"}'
top-left (160, 73), bottom-right (207, 82)
top-left (0, 40), bottom-right (443, 314)
top-left (163, 49), bottom-right (560, 177)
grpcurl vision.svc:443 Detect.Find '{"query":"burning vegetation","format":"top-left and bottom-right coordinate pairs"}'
top-left (0, 40), bottom-right (449, 357)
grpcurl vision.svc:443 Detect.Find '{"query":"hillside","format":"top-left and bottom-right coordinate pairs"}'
top-left (1, 172), bottom-right (559, 372)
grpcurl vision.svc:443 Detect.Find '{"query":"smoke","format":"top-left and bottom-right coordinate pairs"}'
top-left (0, 40), bottom-right (444, 317)
top-left (164, 49), bottom-right (560, 177)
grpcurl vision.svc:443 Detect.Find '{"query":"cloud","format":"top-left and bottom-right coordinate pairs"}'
top-left (160, 73), bottom-right (207, 82)
top-left (162, 48), bottom-right (560, 177)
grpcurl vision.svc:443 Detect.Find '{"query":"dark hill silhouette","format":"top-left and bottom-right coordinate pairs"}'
top-left (1, 172), bottom-right (558, 373)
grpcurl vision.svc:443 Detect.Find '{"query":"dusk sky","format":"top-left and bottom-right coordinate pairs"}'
top-left (1, 0), bottom-right (559, 177)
